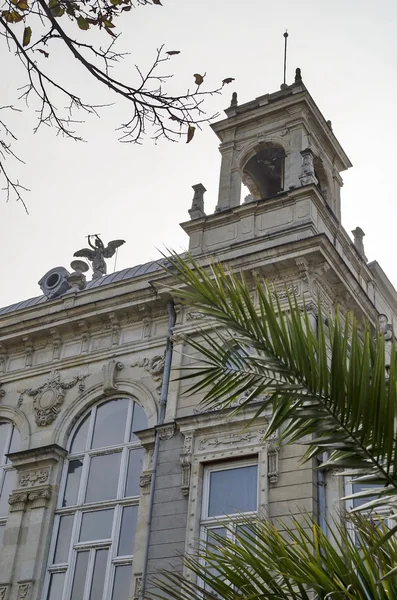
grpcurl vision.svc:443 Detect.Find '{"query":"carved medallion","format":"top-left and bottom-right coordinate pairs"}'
top-left (21, 370), bottom-right (86, 426)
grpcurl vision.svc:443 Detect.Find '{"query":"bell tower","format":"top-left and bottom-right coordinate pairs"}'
top-left (181, 69), bottom-right (352, 256)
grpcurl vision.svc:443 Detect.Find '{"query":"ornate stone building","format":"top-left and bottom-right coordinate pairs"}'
top-left (0, 71), bottom-right (396, 600)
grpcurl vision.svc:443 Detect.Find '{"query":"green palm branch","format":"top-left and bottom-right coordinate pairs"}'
top-left (150, 513), bottom-right (397, 600)
top-left (166, 252), bottom-right (397, 510)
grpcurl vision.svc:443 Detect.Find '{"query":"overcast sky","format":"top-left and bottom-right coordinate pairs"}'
top-left (1, 0), bottom-right (396, 309)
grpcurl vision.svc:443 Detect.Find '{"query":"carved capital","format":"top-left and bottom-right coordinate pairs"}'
top-left (139, 472), bottom-right (152, 494)
top-left (158, 422), bottom-right (176, 441)
top-left (28, 485), bottom-right (52, 509)
top-left (8, 492), bottom-right (29, 512)
top-left (102, 359), bottom-right (124, 395)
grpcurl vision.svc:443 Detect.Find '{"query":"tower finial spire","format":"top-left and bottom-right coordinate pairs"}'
top-left (283, 30), bottom-right (289, 86)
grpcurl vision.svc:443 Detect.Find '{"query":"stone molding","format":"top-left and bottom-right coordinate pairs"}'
top-left (102, 359), bottom-right (124, 395)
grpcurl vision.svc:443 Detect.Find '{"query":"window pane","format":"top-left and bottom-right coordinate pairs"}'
top-left (0, 524), bottom-right (4, 548)
top-left (111, 565), bottom-right (132, 600)
top-left (70, 551), bottom-right (89, 600)
top-left (205, 528), bottom-right (226, 593)
top-left (54, 515), bottom-right (74, 563)
top-left (89, 549), bottom-right (108, 600)
top-left (85, 453), bottom-right (121, 503)
top-left (91, 399), bottom-right (129, 449)
top-left (208, 465), bottom-right (258, 517)
top-left (0, 423), bottom-right (10, 462)
top-left (0, 470), bottom-right (16, 516)
top-left (62, 460), bottom-right (83, 507)
top-left (130, 403), bottom-right (147, 441)
top-left (80, 509), bottom-right (114, 542)
top-left (70, 414), bottom-right (90, 454)
top-left (117, 505), bottom-right (138, 556)
top-left (47, 572), bottom-right (65, 600)
top-left (124, 448), bottom-right (144, 498)
top-left (352, 483), bottom-right (380, 509)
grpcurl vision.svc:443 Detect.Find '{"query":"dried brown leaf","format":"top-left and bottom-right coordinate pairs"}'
top-left (193, 73), bottom-right (204, 86)
top-left (187, 125), bottom-right (195, 144)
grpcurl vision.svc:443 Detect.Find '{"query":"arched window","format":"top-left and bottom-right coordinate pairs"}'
top-left (0, 421), bottom-right (21, 547)
top-left (242, 145), bottom-right (285, 201)
top-left (44, 398), bottom-right (148, 600)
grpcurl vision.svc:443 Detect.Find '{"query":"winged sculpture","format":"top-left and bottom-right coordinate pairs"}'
top-left (74, 235), bottom-right (125, 279)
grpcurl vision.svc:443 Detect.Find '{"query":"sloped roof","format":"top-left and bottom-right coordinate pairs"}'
top-left (0, 259), bottom-right (164, 317)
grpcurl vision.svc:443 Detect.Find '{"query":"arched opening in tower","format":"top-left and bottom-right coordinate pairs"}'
top-left (242, 146), bottom-right (285, 201)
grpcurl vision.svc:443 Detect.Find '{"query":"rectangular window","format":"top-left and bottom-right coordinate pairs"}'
top-left (200, 461), bottom-right (258, 594)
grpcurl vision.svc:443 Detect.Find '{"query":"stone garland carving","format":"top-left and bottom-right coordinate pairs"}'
top-left (20, 370), bottom-right (87, 427)
top-left (132, 353), bottom-right (165, 394)
top-left (102, 359), bottom-right (124, 395)
top-left (198, 432), bottom-right (255, 452)
top-left (0, 384), bottom-right (4, 398)
top-left (19, 469), bottom-right (49, 487)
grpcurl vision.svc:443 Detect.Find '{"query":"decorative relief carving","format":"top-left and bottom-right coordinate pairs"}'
top-left (139, 472), bottom-right (152, 494)
top-left (109, 313), bottom-right (120, 347)
top-left (186, 311), bottom-right (204, 322)
top-left (0, 384), bottom-right (4, 398)
top-left (267, 439), bottom-right (279, 484)
top-left (23, 337), bottom-right (33, 368)
top-left (78, 320), bottom-right (90, 354)
top-left (198, 432), bottom-right (255, 452)
top-left (158, 423), bottom-right (175, 440)
top-left (0, 585), bottom-right (8, 600)
top-left (133, 576), bottom-right (142, 600)
top-left (142, 317), bottom-right (151, 338)
top-left (19, 469), bottom-right (49, 487)
top-left (20, 370), bottom-right (86, 426)
top-left (102, 359), bottom-right (124, 395)
top-left (0, 343), bottom-right (7, 374)
top-left (51, 329), bottom-right (62, 361)
top-left (17, 582), bottom-right (31, 600)
top-left (180, 432), bottom-right (194, 496)
top-left (132, 353), bottom-right (165, 393)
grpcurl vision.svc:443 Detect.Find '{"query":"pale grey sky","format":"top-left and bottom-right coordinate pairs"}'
top-left (1, 0), bottom-right (396, 308)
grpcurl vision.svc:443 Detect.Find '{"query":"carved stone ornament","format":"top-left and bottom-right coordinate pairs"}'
top-left (180, 432), bottom-right (194, 496)
top-left (158, 422), bottom-right (176, 441)
top-left (0, 585), bottom-right (9, 600)
top-left (21, 370), bottom-right (86, 427)
top-left (17, 582), bottom-right (31, 600)
top-left (102, 359), bottom-right (124, 395)
top-left (132, 353), bottom-right (165, 394)
top-left (139, 472), bottom-right (152, 494)
top-left (133, 576), bottom-right (142, 600)
top-left (0, 384), bottom-right (4, 398)
top-left (267, 440), bottom-right (279, 484)
top-left (19, 469), bottom-right (49, 487)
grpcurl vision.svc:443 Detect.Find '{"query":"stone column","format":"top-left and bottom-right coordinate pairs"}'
top-left (1, 445), bottom-right (66, 600)
top-left (215, 142), bottom-right (241, 211)
top-left (299, 148), bottom-right (318, 187)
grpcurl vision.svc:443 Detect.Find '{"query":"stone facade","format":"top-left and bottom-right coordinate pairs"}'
top-left (0, 73), bottom-right (396, 600)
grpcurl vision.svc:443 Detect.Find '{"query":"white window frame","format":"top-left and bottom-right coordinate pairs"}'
top-left (43, 398), bottom-right (146, 600)
top-left (345, 477), bottom-right (395, 543)
top-left (0, 422), bottom-right (20, 541)
top-left (199, 459), bottom-right (259, 593)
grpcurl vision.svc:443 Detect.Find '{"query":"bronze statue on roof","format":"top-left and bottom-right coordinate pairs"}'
top-left (74, 235), bottom-right (125, 280)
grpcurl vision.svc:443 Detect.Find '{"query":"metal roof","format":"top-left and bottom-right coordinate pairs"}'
top-left (0, 259), bottom-right (165, 317)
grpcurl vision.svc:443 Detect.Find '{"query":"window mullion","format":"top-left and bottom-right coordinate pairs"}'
top-left (82, 549), bottom-right (96, 600)
top-left (61, 512), bottom-right (82, 600)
